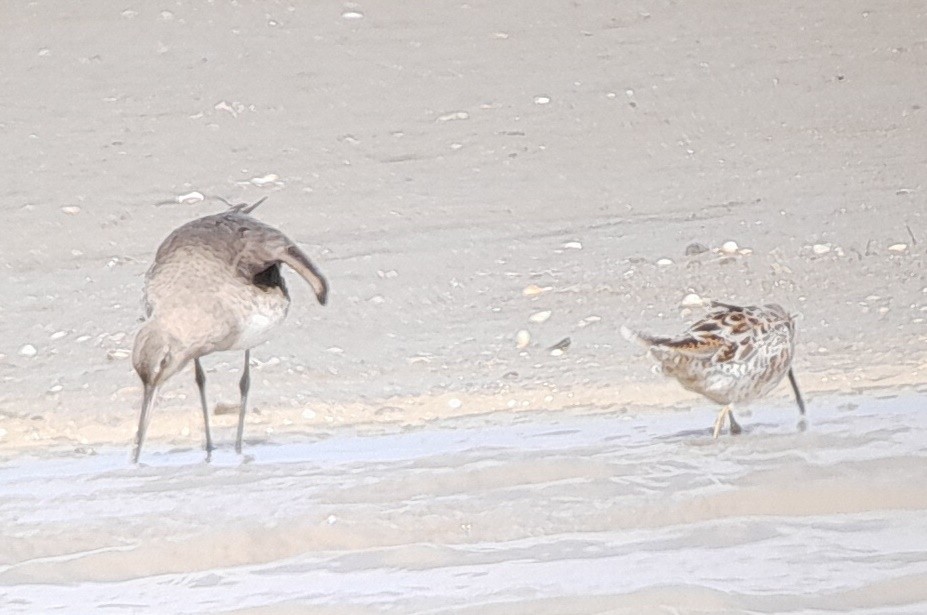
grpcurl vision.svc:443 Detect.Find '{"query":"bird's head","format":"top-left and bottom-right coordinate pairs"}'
top-left (132, 321), bottom-right (190, 389)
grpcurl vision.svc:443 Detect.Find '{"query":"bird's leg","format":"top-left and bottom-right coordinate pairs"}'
top-left (712, 405), bottom-right (731, 439)
top-left (194, 358), bottom-right (214, 461)
top-left (236, 349), bottom-right (251, 454)
top-left (728, 405), bottom-right (742, 435)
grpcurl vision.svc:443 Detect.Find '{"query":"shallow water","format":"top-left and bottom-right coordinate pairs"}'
top-left (2, 394), bottom-right (926, 614)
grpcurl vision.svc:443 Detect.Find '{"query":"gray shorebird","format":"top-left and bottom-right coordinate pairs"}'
top-left (622, 301), bottom-right (805, 437)
top-left (131, 201), bottom-right (328, 462)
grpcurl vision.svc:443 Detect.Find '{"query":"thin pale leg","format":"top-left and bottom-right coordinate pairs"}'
top-left (235, 349), bottom-right (251, 454)
top-left (712, 405), bottom-right (730, 439)
top-left (194, 358), bottom-right (214, 461)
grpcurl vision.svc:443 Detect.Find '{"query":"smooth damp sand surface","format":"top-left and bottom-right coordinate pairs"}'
top-left (2, 392), bottom-right (926, 614)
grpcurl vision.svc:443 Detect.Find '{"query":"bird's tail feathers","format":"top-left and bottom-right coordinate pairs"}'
top-left (620, 325), bottom-right (660, 348)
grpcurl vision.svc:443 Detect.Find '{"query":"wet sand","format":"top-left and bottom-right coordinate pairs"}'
top-left (2, 394), bottom-right (927, 613)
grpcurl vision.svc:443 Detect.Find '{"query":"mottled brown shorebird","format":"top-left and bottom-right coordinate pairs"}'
top-left (622, 301), bottom-right (805, 437)
top-left (131, 201), bottom-right (328, 462)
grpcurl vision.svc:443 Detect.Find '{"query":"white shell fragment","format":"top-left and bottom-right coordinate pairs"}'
top-left (888, 243), bottom-right (908, 253)
top-left (176, 191), bottom-right (205, 204)
top-left (681, 293), bottom-right (704, 308)
top-left (61, 206), bottom-right (81, 215)
top-left (562, 241), bottom-right (582, 250)
top-left (522, 284), bottom-right (550, 297)
top-left (341, 11), bottom-right (364, 19)
top-left (533, 96), bottom-right (551, 105)
top-left (656, 258), bottom-right (673, 267)
top-left (436, 111), bottom-right (469, 122)
top-left (249, 174), bottom-right (281, 187)
top-left (448, 398), bottom-right (463, 409)
top-left (19, 344), bottom-right (37, 357)
top-left (812, 243), bottom-right (832, 255)
top-left (515, 329), bottom-right (531, 349)
top-left (528, 310), bottom-right (552, 324)
top-left (720, 241), bottom-right (739, 254)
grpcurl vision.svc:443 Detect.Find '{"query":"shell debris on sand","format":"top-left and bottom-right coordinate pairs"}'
top-left (522, 284), bottom-right (551, 297)
top-left (515, 330), bottom-right (531, 349)
top-left (720, 240), bottom-right (739, 254)
top-left (680, 293), bottom-right (705, 308)
top-left (176, 191), bottom-right (205, 204)
top-left (685, 242), bottom-right (709, 256)
top-left (529, 310), bottom-right (552, 324)
top-left (548, 337), bottom-right (571, 357)
top-left (436, 111), bottom-right (469, 122)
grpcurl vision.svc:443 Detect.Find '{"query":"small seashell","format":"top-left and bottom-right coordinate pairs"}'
top-left (656, 258), bottom-right (673, 267)
top-left (548, 337), bottom-right (571, 352)
top-left (685, 242), bottom-right (709, 256)
top-left (48, 384), bottom-right (63, 393)
top-left (680, 293), bottom-right (704, 308)
top-left (522, 284), bottom-right (549, 297)
top-left (720, 240), bottom-right (739, 254)
top-left (436, 111), bottom-right (469, 122)
top-left (176, 191), bottom-right (205, 204)
top-left (50, 331), bottom-right (68, 340)
top-left (19, 344), bottom-right (37, 357)
top-left (550, 348), bottom-right (564, 357)
top-left (888, 243), bottom-right (908, 253)
top-left (448, 398), bottom-right (463, 409)
top-left (528, 310), bottom-right (552, 324)
top-left (533, 95), bottom-right (551, 105)
top-left (61, 206), bottom-right (81, 215)
top-left (812, 243), bottom-right (831, 255)
top-left (562, 241), bottom-right (582, 250)
top-left (341, 11), bottom-right (364, 19)
top-left (515, 329), bottom-right (531, 349)
top-left (301, 408), bottom-right (317, 420)
top-left (250, 174), bottom-right (280, 187)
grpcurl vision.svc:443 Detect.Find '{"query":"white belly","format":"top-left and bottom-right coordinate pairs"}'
top-left (231, 303), bottom-right (288, 350)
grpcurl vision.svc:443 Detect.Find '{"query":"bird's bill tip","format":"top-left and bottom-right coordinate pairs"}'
top-left (133, 383), bottom-right (157, 464)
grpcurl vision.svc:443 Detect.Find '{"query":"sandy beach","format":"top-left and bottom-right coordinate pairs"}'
top-left (1, 1), bottom-right (926, 612)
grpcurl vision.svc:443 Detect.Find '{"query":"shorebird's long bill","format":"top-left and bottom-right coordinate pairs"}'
top-left (132, 383), bottom-right (157, 463)
top-left (283, 245), bottom-right (329, 305)
top-left (787, 368), bottom-right (806, 416)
